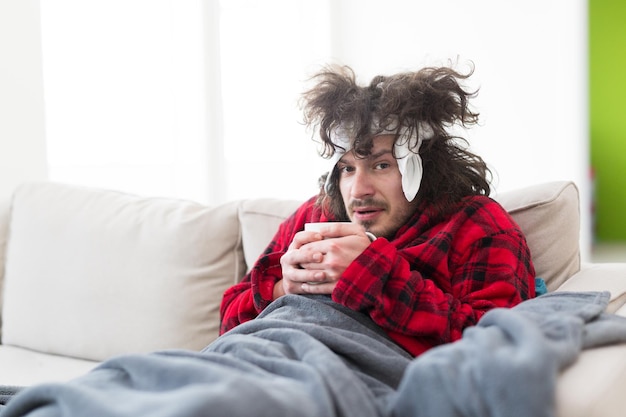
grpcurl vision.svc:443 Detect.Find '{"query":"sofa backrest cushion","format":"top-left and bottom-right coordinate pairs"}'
top-left (493, 181), bottom-right (581, 291)
top-left (238, 181), bottom-right (581, 291)
top-left (238, 198), bottom-right (303, 272)
top-left (1, 182), bottom-right (246, 361)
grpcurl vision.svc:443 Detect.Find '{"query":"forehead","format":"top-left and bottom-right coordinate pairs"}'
top-left (339, 134), bottom-right (395, 162)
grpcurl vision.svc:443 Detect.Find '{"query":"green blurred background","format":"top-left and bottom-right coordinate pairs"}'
top-left (590, 0), bottom-right (626, 242)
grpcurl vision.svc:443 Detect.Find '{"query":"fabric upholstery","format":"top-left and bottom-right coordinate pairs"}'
top-left (1, 182), bottom-right (246, 361)
top-left (556, 344), bottom-right (626, 417)
top-left (238, 198), bottom-right (302, 272)
top-left (493, 181), bottom-right (581, 291)
top-left (557, 263), bottom-right (626, 313)
top-left (0, 345), bottom-right (97, 386)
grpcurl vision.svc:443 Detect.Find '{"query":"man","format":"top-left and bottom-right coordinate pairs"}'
top-left (0, 64), bottom-right (537, 417)
top-left (220, 64), bottom-right (536, 356)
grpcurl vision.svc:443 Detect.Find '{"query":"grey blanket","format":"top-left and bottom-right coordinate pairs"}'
top-left (2, 292), bottom-right (626, 417)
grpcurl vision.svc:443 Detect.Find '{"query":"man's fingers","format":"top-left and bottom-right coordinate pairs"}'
top-left (316, 223), bottom-right (362, 239)
top-left (301, 281), bottom-right (335, 293)
top-left (290, 230), bottom-right (323, 249)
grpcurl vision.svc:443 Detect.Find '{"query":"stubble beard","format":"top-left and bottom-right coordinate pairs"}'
top-left (348, 197), bottom-right (389, 238)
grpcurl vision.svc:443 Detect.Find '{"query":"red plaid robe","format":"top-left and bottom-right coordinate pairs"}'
top-left (220, 195), bottom-right (536, 357)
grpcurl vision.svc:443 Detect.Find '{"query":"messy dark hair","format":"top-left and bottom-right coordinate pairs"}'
top-left (300, 63), bottom-right (491, 222)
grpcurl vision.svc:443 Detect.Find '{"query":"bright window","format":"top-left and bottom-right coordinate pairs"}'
top-left (40, 0), bottom-right (331, 205)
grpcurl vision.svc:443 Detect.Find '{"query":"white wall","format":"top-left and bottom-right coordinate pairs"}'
top-left (0, 0), bottom-right (48, 197)
top-left (330, 0), bottom-right (590, 259)
top-left (0, 0), bottom-right (591, 259)
top-left (40, 0), bottom-right (212, 204)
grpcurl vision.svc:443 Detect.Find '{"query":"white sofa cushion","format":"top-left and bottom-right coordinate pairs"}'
top-left (557, 263), bottom-right (626, 313)
top-left (238, 198), bottom-right (303, 271)
top-left (494, 181), bottom-right (581, 291)
top-left (0, 345), bottom-right (98, 386)
top-left (556, 343), bottom-right (626, 417)
top-left (2, 182), bottom-right (246, 361)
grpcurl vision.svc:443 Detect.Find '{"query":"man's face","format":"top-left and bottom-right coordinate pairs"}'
top-left (337, 135), bottom-right (419, 239)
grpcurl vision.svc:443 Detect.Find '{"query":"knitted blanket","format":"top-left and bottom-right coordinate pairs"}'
top-left (2, 292), bottom-right (625, 417)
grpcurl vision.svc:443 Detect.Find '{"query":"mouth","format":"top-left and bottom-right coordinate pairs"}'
top-left (351, 206), bottom-right (384, 222)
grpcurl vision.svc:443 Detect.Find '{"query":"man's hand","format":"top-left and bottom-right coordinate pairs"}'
top-left (276, 223), bottom-right (374, 298)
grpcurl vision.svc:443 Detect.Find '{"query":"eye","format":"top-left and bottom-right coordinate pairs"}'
top-left (338, 164), bottom-right (355, 174)
top-left (374, 162), bottom-right (391, 170)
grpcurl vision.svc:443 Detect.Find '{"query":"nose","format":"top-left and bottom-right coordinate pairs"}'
top-left (350, 169), bottom-right (375, 199)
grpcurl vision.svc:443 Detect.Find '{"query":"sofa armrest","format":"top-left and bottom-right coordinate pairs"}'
top-left (2, 182), bottom-right (245, 361)
top-left (556, 343), bottom-right (626, 417)
top-left (556, 263), bottom-right (626, 314)
top-left (554, 263), bottom-right (626, 417)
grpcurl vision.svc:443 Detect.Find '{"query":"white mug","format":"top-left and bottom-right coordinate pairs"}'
top-left (304, 222), bottom-right (376, 241)
top-left (304, 222), bottom-right (351, 232)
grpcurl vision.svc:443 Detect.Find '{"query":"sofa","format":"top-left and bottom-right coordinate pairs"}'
top-left (0, 180), bottom-right (625, 416)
